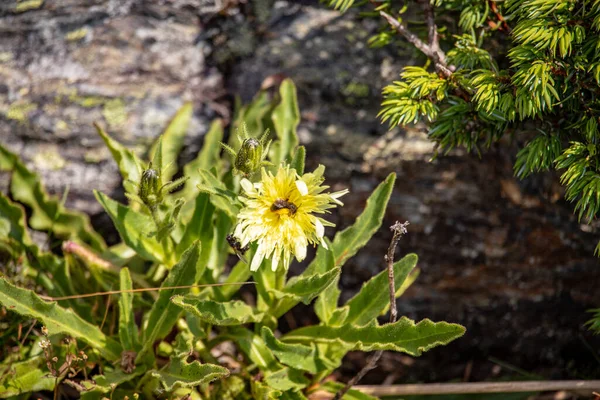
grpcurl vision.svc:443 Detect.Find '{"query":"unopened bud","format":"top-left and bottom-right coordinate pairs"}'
top-left (139, 166), bottom-right (162, 210)
top-left (235, 138), bottom-right (263, 176)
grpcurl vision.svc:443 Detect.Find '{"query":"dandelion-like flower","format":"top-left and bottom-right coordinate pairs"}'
top-left (234, 165), bottom-right (348, 271)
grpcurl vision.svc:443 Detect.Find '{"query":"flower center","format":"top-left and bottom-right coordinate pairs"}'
top-left (270, 198), bottom-right (298, 216)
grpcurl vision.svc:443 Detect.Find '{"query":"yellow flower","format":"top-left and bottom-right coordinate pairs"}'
top-left (234, 165), bottom-right (348, 271)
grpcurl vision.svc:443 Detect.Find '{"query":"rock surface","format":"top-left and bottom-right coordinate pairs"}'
top-left (0, 0), bottom-right (222, 213)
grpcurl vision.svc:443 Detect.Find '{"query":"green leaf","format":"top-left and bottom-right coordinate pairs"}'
top-left (261, 327), bottom-right (337, 374)
top-left (94, 191), bottom-right (169, 264)
top-left (270, 267), bottom-right (341, 317)
top-left (150, 357), bottom-right (229, 392)
top-left (118, 267), bottom-right (139, 351)
top-left (381, 268), bottom-right (420, 316)
top-left (95, 123), bottom-right (143, 196)
top-left (224, 327), bottom-right (278, 370)
top-left (139, 241), bottom-right (203, 361)
top-left (264, 367), bottom-right (310, 392)
top-left (205, 260), bottom-right (252, 301)
top-left (305, 244), bottom-right (339, 323)
top-left (0, 193), bottom-right (31, 246)
top-left (150, 102), bottom-right (193, 182)
top-left (176, 192), bottom-right (215, 258)
top-left (315, 381), bottom-right (379, 400)
top-left (197, 169), bottom-right (240, 219)
top-left (280, 390), bottom-right (309, 400)
top-left (271, 79), bottom-right (300, 164)
top-left (30, 250), bottom-right (92, 319)
top-left (291, 146), bottom-right (306, 175)
top-left (182, 119), bottom-right (224, 199)
top-left (332, 173), bottom-right (396, 266)
top-left (251, 379), bottom-right (282, 400)
top-left (0, 144), bottom-right (105, 250)
top-left (284, 318), bottom-right (466, 357)
top-left (343, 254), bottom-right (418, 326)
top-left (171, 296), bottom-right (264, 325)
top-left (0, 278), bottom-right (122, 361)
top-left (0, 357), bottom-right (55, 398)
top-left (83, 367), bottom-right (147, 395)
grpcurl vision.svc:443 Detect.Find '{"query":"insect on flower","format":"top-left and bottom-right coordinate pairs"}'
top-left (226, 233), bottom-right (250, 264)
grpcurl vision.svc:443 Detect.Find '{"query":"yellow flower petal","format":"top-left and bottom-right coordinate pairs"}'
top-left (233, 165), bottom-right (347, 271)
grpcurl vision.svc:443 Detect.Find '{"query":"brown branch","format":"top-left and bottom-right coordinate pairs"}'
top-left (421, 0), bottom-right (443, 61)
top-left (379, 9), bottom-right (452, 77)
top-left (332, 221), bottom-right (409, 400)
top-left (355, 380), bottom-right (600, 396)
top-left (488, 0), bottom-right (511, 33)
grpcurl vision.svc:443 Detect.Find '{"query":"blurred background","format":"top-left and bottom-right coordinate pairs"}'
top-left (1, 0), bottom-right (600, 395)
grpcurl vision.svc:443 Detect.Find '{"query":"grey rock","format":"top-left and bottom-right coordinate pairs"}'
top-left (0, 0), bottom-right (222, 214)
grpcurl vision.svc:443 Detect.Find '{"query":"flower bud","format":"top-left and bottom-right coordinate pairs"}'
top-left (139, 166), bottom-right (162, 210)
top-left (234, 138), bottom-right (263, 176)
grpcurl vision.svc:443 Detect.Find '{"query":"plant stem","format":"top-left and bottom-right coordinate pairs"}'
top-left (332, 221), bottom-right (409, 400)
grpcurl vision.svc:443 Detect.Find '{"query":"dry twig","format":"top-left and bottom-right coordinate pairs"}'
top-left (332, 221), bottom-right (409, 400)
top-left (355, 380), bottom-right (600, 396)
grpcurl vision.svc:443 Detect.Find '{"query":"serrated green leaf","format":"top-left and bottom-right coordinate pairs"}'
top-left (270, 267), bottom-right (341, 318)
top-left (0, 278), bottom-right (122, 361)
top-left (343, 253), bottom-right (418, 326)
top-left (182, 119), bottom-right (224, 198)
top-left (284, 317), bottom-right (466, 356)
top-left (0, 357), bottom-right (55, 398)
top-left (171, 296), bottom-right (264, 325)
top-left (264, 367), bottom-right (310, 392)
top-left (150, 357), bottom-right (229, 392)
top-left (118, 267), bottom-right (139, 351)
top-left (332, 173), bottom-right (396, 266)
top-left (83, 367), bottom-right (146, 395)
top-left (0, 144), bottom-right (105, 250)
top-left (94, 191), bottom-right (169, 265)
top-left (0, 193), bottom-right (31, 246)
top-left (262, 327), bottom-right (337, 374)
top-left (271, 79), bottom-right (300, 164)
top-left (150, 102), bottom-right (193, 182)
top-left (95, 123), bottom-right (143, 196)
top-left (139, 241), bottom-right (203, 361)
